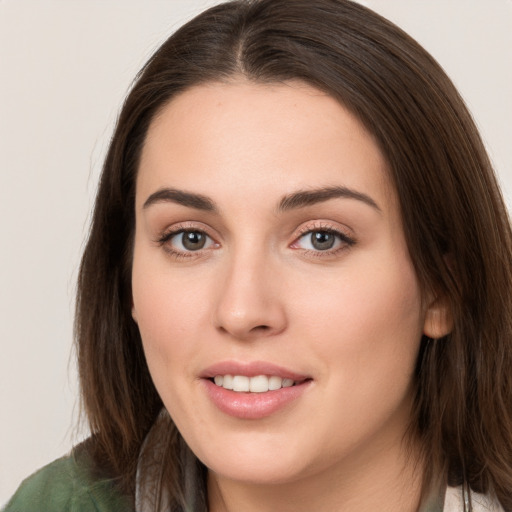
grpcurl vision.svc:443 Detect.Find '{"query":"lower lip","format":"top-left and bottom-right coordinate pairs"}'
top-left (202, 379), bottom-right (311, 419)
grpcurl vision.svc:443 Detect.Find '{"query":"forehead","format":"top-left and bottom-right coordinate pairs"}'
top-left (137, 80), bottom-right (394, 210)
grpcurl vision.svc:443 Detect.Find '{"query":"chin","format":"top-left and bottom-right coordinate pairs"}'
top-left (206, 457), bottom-right (305, 486)
top-left (191, 434), bottom-right (311, 485)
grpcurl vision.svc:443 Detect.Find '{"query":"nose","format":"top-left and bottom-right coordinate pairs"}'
top-left (213, 249), bottom-right (287, 340)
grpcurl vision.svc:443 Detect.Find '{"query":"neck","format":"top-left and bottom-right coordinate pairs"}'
top-left (207, 435), bottom-right (425, 512)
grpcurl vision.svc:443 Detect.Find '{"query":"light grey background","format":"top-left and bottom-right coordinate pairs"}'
top-left (1, 0), bottom-right (511, 504)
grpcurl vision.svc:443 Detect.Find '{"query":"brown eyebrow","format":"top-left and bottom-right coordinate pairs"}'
top-left (278, 186), bottom-right (381, 212)
top-left (142, 185), bottom-right (380, 214)
top-left (143, 188), bottom-right (217, 212)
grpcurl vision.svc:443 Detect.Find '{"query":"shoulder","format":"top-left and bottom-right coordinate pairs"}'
top-left (2, 446), bottom-right (134, 512)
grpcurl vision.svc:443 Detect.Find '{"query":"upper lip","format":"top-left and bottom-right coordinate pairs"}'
top-left (200, 360), bottom-right (311, 382)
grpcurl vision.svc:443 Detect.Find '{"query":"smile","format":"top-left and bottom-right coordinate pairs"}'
top-left (201, 362), bottom-right (312, 419)
top-left (212, 375), bottom-right (296, 393)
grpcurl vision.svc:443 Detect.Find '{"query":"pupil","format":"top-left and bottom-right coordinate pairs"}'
top-left (311, 231), bottom-right (335, 250)
top-left (182, 231), bottom-right (206, 250)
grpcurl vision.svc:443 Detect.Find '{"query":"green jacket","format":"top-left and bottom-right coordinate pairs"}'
top-left (4, 450), bottom-right (505, 512)
top-left (3, 451), bottom-right (134, 512)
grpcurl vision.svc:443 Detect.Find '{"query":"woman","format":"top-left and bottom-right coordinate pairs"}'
top-left (5, 0), bottom-right (512, 511)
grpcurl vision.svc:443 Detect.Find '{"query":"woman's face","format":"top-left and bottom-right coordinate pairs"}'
top-left (132, 81), bottom-right (434, 487)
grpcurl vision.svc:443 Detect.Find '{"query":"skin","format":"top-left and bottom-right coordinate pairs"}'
top-left (131, 80), bottom-right (451, 512)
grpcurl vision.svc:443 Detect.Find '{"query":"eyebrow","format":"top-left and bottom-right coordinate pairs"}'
top-left (143, 188), bottom-right (217, 211)
top-left (142, 185), bottom-right (380, 213)
top-left (278, 186), bottom-right (381, 212)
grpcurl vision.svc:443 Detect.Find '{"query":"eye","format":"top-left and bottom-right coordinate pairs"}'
top-left (292, 229), bottom-right (355, 252)
top-left (159, 229), bottom-right (217, 255)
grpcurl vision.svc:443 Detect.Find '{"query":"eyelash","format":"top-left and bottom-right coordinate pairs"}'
top-left (292, 223), bottom-right (356, 257)
top-left (156, 223), bottom-right (217, 260)
top-left (156, 222), bottom-right (356, 260)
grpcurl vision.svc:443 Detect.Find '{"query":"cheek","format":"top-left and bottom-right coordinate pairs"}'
top-left (284, 257), bottom-right (423, 459)
top-left (131, 245), bottom-right (208, 389)
top-left (132, 272), bottom-right (210, 434)
top-left (292, 251), bottom-right (424, 387)
top-left (134, 288), bottom-right (201, 357)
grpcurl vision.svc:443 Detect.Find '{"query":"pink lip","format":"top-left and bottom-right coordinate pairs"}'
top-left (200, 360), bottom-right (312, 420)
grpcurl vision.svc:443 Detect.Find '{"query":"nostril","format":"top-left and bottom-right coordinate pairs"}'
top-left (252, 325), bottom-right (270, 332)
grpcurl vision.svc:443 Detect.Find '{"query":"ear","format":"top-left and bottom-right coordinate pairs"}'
top-left (423, 292), bottom-right (453, 339)
top-left (131, 302), bottom-right (138, 324)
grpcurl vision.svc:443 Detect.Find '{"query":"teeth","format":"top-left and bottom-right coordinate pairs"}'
top-left (213, 374), bottom-right (297, 392)
top-left (282, 378), bottom-right (294, 388)
top-left (249, 375), bottom-right (268, 393)
top-left (223, 374), bottom-right (234, 390)
top-left (233, 375), bottom-right (250, 392)
top-left (268, 376), bottom-right (282, 390)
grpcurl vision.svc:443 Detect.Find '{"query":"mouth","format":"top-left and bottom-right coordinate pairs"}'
top-left (210, 374), bottom-right (307, 393)
top-left (200, 361), bottom-right (312, 419)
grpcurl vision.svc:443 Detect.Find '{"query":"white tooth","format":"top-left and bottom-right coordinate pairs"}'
top-left (282, 378), bottom-right (294, 388)
top-left (268, 376), bottom-right (283, 391)
top-left (249, 375), bottom-right (269, 393)
top-left (222, 375), bottom-right (234, 390)
top-left (233, 375), bottom-right (250, 392)
top-left (214, 375), bottom-right (224, 386)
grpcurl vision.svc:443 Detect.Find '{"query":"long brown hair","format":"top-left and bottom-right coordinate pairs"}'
top-left (76, 0), bottom-right (512, 509)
